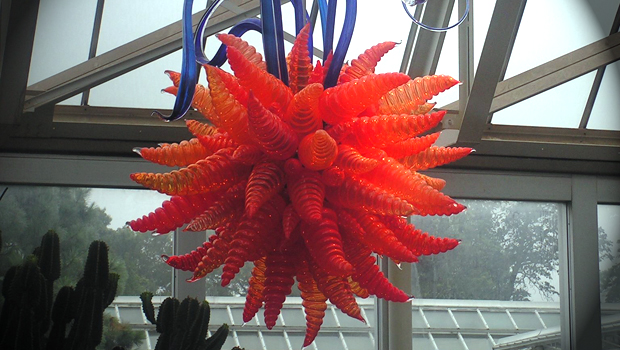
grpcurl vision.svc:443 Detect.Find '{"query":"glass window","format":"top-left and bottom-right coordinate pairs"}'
top-left (588, 61), bottom-right (620, 131)
top-left (598, 204), bottom-right (620, 348)
top-left (0, 185), bottom-right (173, 297)
top-left (410, 199), bottom-right (564, 348)
top-left (27, 0), bottom-right (98, 86)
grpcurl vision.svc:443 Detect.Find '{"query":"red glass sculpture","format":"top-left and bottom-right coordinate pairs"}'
top-left (128, 31), bottom-right (471, 347)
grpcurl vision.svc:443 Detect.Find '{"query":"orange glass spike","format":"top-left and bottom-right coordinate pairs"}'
top-left (162, 241), bottom-right (211, 272)
top-left (165, 70), bottom-right (181, 86)
top-left (231, 144), bottom-right (264, 165)
top-left (334, 144), bottom-right (378, 174)
top-left (339, 41), bottom-right (397, 83)
top-left (348, 277), bottom-right (370, 299)
top-left (414, 102), bottom-right (436, 115)
top-left (162, 83), bottom-right (216, 122)
top-left (308, 60), bottom-right (324, 85)
top-left (217, 33), bottom-right (267, 71)
top-left (286, 23), bottom-right (313, 94)
top-left (297, 130), bottom-right (338, 171)
top-left (190, 223), bottom-right (236, 281)
top-left (400, 145), bottom-right (473, 171)
top-left (205, 64), bottom-right (253, 144)
top-left (343, 235), bottom-right (411, 301)
top-left (284, 83), bottom-right (324, 138)
top-left (338, 111), bottom-right (446, 149)
top-left (209, 66), bottom-right (249, 106)
top-left (296, 255), bottom-right (328, 347)
top-left (287, 167), bottom-right (325, 225)
top-left (382, 215), bottom-right (460, 256)
top-left (325, 175), bottom-right (414, 216)
top-left (263, 250), bottom-right (296, 329)
top-left (359, 156), bottom-right (463, 216)
top-left (227, 46), bottom-right (293, 115)
top-left (319, 72), bottom-right (410, 125)
top-left (245, 160), bottom-right (286, 218)
top-left (246, 92), bottom-right (299, 160)
top-left (310, 261), bottom-right (364, 322)
top-left (301, 208), bottom-right (354, 277)
top-left (128, 193), bottom-right (220, 234)
top-left (221, 196), bottom-right (285, 286)
top-left (185, 181), bottom-right (246, 231)
top-left (321, 166), bottom-right (345, 186)
top-left (195, 132), bottom-right (236, 154)
top-left (378, 74), bottom-right (460, 115)
top-left (354, 212), bottom-right (418, 263)
top-left (185, 119), bottom-right (218, 138)
top-left (413, 172), bottom-right (446, 191)
top-left (134, 138), bottom-right (211, 167)
top-left (243, 257), bottom-right (267, 323)
top-left (382, 132), bottom-right (440, 159)
top-left (282, 204), bottom-right (301, 240)
top-left (130, 148), bottom-right (250, 196)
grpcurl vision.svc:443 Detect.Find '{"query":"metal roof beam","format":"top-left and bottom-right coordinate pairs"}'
top-left (489, 31), bottom-right (620, 116)
top-left (579, 3), bottom-right (620, 128)
top-left (405, 0), bottom-right (455, 78)
top-left (456, 0), bottom-right (526, 146)
top-left (23, 1), bottom-right (291, 112)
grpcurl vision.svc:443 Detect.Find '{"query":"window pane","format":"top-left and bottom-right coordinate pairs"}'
top-left (598, 204), bottom-right (620, 348)
top-left (0, 185), bottom-right (173, 297)
top-left (410, 199), bottom-right (564, 348)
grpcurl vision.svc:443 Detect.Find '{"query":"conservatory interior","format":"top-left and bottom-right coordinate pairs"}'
top-left (0, 0), bottom-right (619, 350)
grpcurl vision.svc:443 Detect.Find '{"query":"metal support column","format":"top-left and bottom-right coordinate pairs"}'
top-left (565, 176), bottom-right (602, 349)
top-left (173, 229), bottom-right (208, 300)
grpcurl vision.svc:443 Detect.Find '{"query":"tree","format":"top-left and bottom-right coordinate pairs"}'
top-left (411, 200), bottom-right (563, 301)
top-left (0, 186), bottom-right (172, 296)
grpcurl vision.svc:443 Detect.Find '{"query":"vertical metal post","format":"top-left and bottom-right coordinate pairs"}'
top-left (0, 0), bottom-right (41, 125)
top-left (173, 229), bottom-right (208, 299)
top-left (566, 176), bottom-right (602, 349)
top-left (457, 0), bottom-right (474, 124)
top-left (388, 261), bottom-right (412, 350)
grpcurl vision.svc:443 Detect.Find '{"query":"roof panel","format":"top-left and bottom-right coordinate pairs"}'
top-left (96, 0), bottom-right (209, 56)
top-left (504, 0), bottom-right (612, 80)
top-left (491, 71), bottom-right (597, 128)
top-left (27, 0), bottom-right (97, 85)
top-left (588, 60), bottom-right (620, 131)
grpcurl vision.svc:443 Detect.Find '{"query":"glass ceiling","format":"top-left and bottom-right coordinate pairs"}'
top-left (18, 0), bottom-right (620, 162)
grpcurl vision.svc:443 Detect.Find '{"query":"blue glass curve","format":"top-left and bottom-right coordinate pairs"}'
top-left (324, 0), bottom-right (357, 88)
top-left (152, 0), bottom-right (197, 122)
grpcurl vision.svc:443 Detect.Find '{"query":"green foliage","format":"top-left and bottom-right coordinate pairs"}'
top-left (141, 292), bottom-right (230, 350)
top-left (411, 200), bottom-right (564, 301)
top-left (97, 315), bottom-right (145, 350)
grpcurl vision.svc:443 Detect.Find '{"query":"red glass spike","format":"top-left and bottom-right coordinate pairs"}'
top-left (301, 208), bottom-right (353, 277)
top-left (319, 72), bottom-right (410, 125)
top-left (134, 138), bottom-right (211, 167)
top-left (227, 46), bottom-right (293, 115)
top-left (243, 257), bottom-right (267, 323)
top-left (246, 92), bottom-right (299, 160)
top-left (338, 41), bottom-right (397, 83)
top-left (245, 160), bottom-right (286, 218)
top-left (217, 33), bottom-right (266, 71)
top-left (284, 83), bottom-right (324, 138)
top-left (286, 23), bottom-right (313, 94)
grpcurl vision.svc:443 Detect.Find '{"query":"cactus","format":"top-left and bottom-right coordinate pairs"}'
top-left (140, 291), bottom-right (230, 350)
top-left (0, 231), bottom-right (119, 350)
